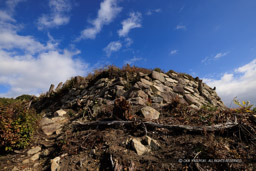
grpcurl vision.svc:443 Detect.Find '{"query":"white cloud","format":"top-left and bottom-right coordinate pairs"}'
top-left (0, 30), bottom-right (49, 54)
top-left (78, 0), bottom-right (122, 40)
top-left (146, 8), bottom-right (161, 16)
top-left (0, 1), bottom-right (89, 97)
top-left (176, 25), bottom-right (186, 30)
top-left (37, 0), bottom-right (72, 29)
top-left (103, 41), bottom-right (122, 57)
top-left (0, 10), bottom-right (15, 22)
top-left (118, 12), bottom-right (142, 37)
top-left (214, 52), bottom-right (229, 59)
top-left (124, 57), bottom-right (143, 65)
top-left (170, 49), bottom-right (178, 55)
top-left (0, 49), bottom-right (88, 97)
top-left (203, 59), bottom-right (256, 106)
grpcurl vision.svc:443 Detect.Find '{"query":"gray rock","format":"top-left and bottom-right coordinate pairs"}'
top-left (184, 94), bottom-right (197, 105)
top-left (152, 71), bottom-right (165, 83)
top-left (115, 85), bottom-right (125, 97)
top-left (41, 117), bottom-right (68, 136)
top-left (141, 106), bottom-right (160, 120)
top-left (189, 104), bottom-right (200, 110)
top-left (115, 77), bottom-right (127, 86)
top-left (22, 159), bottom-right (30, 164)
top-left (140, 78), bottom-right (153, 86)
top-left (138, 72), bottom-right (146, 77)
top-left (96, 82), bottom-right (105, 89)
top-left (160, 92), bottom-right (176, 103)
top-left (184, 86), bottom-right (194, 93)
top-left (165, 77), bottom-right (178, 84)
top-left (95, 78), bottom-right (108, 85)
top-left (173, 85), bottom-right (185, 94)
top-left (151, 96), bottom-right (163, 103)
top-left (47, 84), bottom-right (55, 97)
top-left (130, 138), bottom-right (149, 155)
top-left (164, 81), bottom-right (175, 88)
top-left (129, 97), bottom-right (146, 106)
top-left (151, 85), bottom-right (164, 94)
top-left (54, 109), bottom-right (66, 117)
top-left (55, 82), bottom-right (63, 92)
top-left (143, 136), bottom-right (161, 151)
top-left (136, 81), bottom-right (150, 89)
top-left (27, 146), bottom-right (41, 155)
top-left (30, 152), bottom-right (40, 161)
top-left (41, 124), bottom-right (62, 136)
top-left (51, 156), bottom-right (61, 171)
top-left (129, 90), bottom-right (148, 100)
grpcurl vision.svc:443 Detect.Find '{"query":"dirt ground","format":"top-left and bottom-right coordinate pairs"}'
top-left (1, 105), bottom-right (256, 171)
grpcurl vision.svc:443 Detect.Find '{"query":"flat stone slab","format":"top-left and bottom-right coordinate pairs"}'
top-left (27, 146), bottom-right (41, 155)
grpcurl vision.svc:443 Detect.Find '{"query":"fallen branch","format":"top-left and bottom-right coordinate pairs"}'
top-left (72, 120), bottom-right (238, 134)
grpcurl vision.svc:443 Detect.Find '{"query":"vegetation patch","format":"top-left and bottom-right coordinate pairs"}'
top-left (0, 98), bottom-right (39, 152)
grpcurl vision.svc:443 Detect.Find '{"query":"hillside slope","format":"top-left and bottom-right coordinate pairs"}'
top-left (1, 66), bottom-right (255, 170)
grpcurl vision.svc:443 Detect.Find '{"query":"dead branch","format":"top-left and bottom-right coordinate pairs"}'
top-left (72, 120), bottom-right (238, 134)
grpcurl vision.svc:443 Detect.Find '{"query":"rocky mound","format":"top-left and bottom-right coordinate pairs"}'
top-left (34, 66), bottom-right (225, 113)
top-left (1, 66), bottom-right (256, 171)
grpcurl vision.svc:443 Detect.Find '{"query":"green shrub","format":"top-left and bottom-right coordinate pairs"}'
top-left (16, 94), bottom-right (33, 101)
top-left (153, 67), bottom-right (163, 73)
top-left (0, 99), bottom-right (38, 152)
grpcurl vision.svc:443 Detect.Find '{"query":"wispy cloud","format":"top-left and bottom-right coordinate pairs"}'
top-left (6, 0), bottom-right (24, 12)
top-left (203, 59), bottom-right (256, 106)
top-left (124, 37), bottom-right (133, 47)
top-left (118, 12), bottom-right (142, 37)
top-left (124, 56), bottom-right (143, 65)
top-left (78, 0), bottom-right (122, 40)
top-left (170, 49), bottom-right (178, 55)
top-left (0, 0), bottom-right (24, 22)
top-left (37, 0), bottom-right (72, 29)
top-left (103, 41), bottom-right (122, 57)
top-left (146, 8), bottom-right (161, 16)
top-left (202, 51), bottom-right (230, 64)
top-left (0, 10), bottom-right (15, 22)
top-left (176, 24), bottom-right (186, 30)
top-left (214, 52), bottom-right (229, 59)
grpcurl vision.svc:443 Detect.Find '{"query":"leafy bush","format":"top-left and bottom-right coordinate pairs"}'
top-left (0, 99), bottom-right (38, 152)
top-left (233, 97), bottom-right (254, 113)
top-left (153, 67), bottom-right (162, 73)
top-left (16, 94), bottom-right (33, 101)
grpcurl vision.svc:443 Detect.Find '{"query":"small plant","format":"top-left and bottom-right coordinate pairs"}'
top-left (233, 97), bottom-right (254, 113)
top-left (153, 67), bottom-right (163, 73)
top-left (201, 104), bottom-right (218, 112)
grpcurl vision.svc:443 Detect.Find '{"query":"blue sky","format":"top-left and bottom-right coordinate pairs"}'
top-left (0, 0), bottom-right (256, 106)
